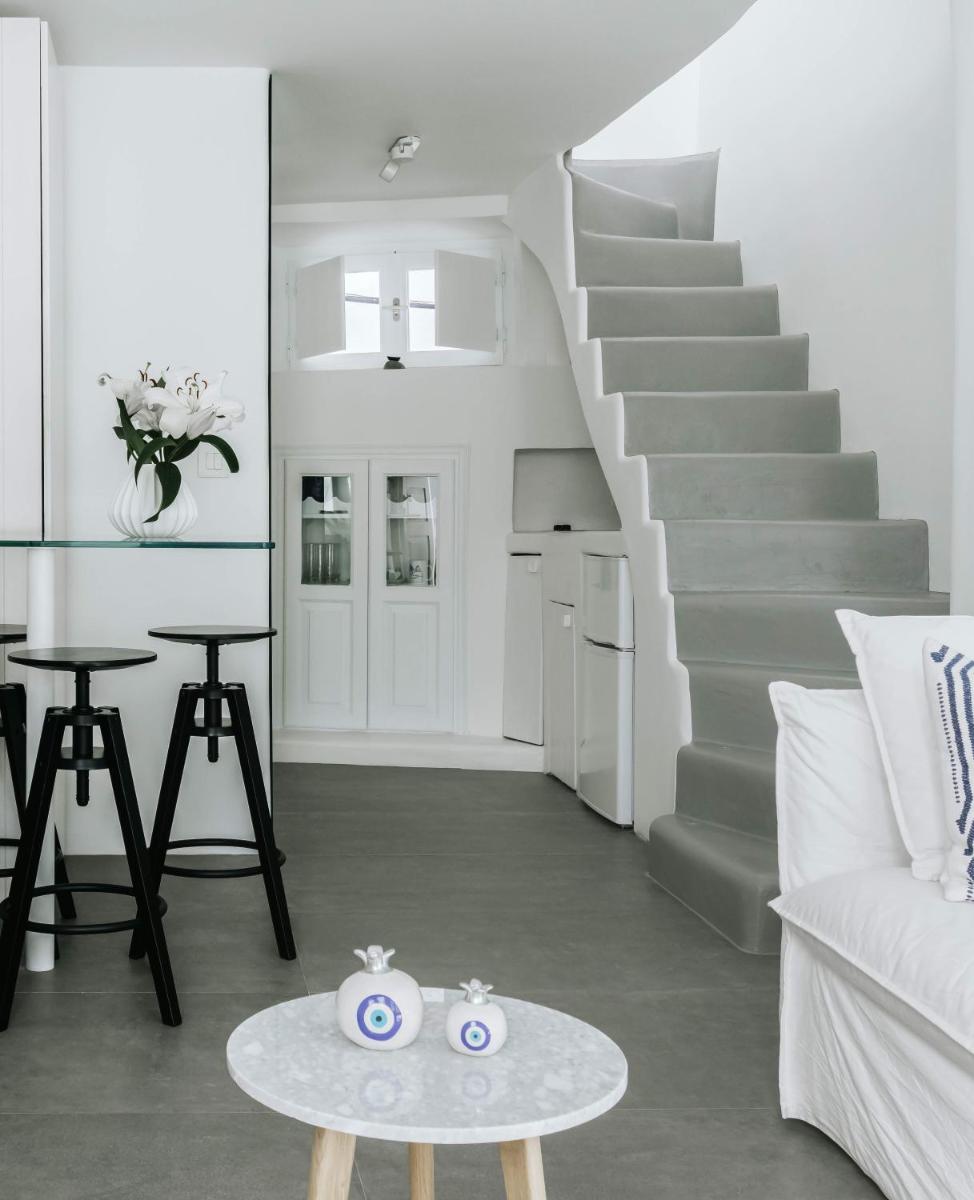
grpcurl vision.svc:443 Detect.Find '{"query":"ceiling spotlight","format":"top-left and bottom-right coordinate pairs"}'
top-left (380, 134), bottom-right (421, 183)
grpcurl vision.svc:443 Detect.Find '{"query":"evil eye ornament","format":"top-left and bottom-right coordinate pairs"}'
top-left (460, 1019), bottom-right (492, 1052)
top-left (357, 994), bottom-right (402, 1042)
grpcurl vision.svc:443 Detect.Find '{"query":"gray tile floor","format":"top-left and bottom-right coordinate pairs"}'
top-left (0, 765), bottom-right (882, 1199)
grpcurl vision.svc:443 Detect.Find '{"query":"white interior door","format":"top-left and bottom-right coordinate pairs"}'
top-left (368, 457), bottom-right (456, 731)
top-left (284, 458), bottom-right (368, 728)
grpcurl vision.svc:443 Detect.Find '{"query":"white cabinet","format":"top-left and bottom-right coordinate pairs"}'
top-left (544, 601), bottom-right (576, 788)
top-left (284, 454), bottom-right (458, 733)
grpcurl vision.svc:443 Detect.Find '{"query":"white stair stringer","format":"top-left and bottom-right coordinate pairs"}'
top-left (506, 154), bottom-right (692, 841)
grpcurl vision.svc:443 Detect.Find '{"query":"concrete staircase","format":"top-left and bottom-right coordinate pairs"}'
top-left (568, 158), bottom-right (948, 952)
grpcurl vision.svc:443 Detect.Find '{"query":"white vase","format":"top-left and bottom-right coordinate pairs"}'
top-left (108, 467), bottom-right (198, 540)
top-left (335, 945), bottom-right (424, 1051)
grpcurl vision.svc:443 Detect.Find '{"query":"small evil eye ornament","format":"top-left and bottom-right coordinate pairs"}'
top-left (336, 946), bottom-right (424, 1051)
top-left (446, 979), bottom-right (508, 1058)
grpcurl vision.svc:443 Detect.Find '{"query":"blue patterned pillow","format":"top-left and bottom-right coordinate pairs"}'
top-left (923, 638), bottom-right (974, 901)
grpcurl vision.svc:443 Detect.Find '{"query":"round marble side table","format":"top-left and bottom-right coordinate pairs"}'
top-left (227, 987), bottom-right (628, 1199)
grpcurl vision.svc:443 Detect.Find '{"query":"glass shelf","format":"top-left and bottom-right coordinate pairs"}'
top-left (0, 539), bottom-right (274, 549)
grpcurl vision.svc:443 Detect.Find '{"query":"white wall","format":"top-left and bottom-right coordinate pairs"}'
top-left (952, 0), bottom-right (974, 613)
top-left (273, 283), bottom-right (589, 743)
top-left (574, 0), bottom-right (956, 592)
top-left (574, 60), bottom-right (701, 161)
top-left (60, 67), bottom-right (271, 853)
top-left (699, 0), bottom-right (955, 589)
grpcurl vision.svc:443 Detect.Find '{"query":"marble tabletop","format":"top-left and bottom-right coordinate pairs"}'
top-left (227, 988), bottom-right (628, 1145)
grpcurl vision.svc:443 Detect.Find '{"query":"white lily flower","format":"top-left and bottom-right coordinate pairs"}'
top-left (98, 372), bottom-right (148, 417)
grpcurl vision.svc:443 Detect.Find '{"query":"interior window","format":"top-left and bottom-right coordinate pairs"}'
top-left (343, 270), bottom-right (381, 353)
top-left (407, 268), bottom-right (437, 352)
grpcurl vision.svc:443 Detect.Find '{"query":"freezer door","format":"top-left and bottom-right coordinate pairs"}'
top-left (502, 555), bottom-right (543, 744)
top-left (577, 640), bottom-right (634, 826)
top-left (581, 554), bottom-right (634, 649)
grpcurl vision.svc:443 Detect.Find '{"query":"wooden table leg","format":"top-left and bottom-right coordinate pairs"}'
top-left (307, 1127), bottom-right (356, 1200)
top-left (409, 1142), bottom-right (435, 1199)
top-left (499, 1137), bottom-right (547, 1199)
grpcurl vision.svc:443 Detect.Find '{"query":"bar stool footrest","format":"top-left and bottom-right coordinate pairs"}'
top-left (161, 837), bottom-right (286, 879)
top-left (0, 882), bottom-right (167, 935)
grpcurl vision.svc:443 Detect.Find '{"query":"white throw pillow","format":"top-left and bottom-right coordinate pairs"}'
top-left (922, 638), bottom-right (974, 902)
top-left (836, 610), bottom-right (974, 880)
top-left (769, 682), bottom-right (906, 894)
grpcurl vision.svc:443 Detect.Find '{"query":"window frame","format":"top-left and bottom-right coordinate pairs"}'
top-left (287, 243), bottom-right (505, 371)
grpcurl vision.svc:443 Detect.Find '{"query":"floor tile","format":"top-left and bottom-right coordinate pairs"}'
top-left (0, 1113), bottom-right (353, 1200)
top-left (0, 991), bottom-right (301, 1114)
top-left (353, 1107), bottom-right (883, 1200)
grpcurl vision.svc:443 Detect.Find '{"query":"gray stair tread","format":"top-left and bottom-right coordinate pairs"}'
top-left (572, 172), bottom-right (679, 240)
top-left (666, 518), bottom-right (929, 593)
top-left (576, 230), bottom-right (742, 288)
top-left (602, 334), bottom-right (809, 393)
top-left (587, 285), bottom-right (779, 338)
top-left (686, 660), bottom-right (857, 752)
top-left (674, 589), bottom-right (949, 668)
top-left (623, 390), bottom-right (840, 454)
top-left (646, 814), bottom-right (780, 954)
top-left (643, 451), bottom-right (877, 520)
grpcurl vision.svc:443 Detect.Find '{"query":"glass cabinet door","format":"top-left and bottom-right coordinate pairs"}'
top-left (301, 473), bottom-right (353, 585)
top-left (383, 474), bottom-right (439, 587)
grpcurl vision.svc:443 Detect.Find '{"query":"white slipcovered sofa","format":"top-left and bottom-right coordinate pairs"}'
top-left (769, 681), bottom-right (974, 1200)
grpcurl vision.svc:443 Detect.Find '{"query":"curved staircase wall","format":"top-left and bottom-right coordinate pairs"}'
top-left (506, 153), bottom-right (697, 841)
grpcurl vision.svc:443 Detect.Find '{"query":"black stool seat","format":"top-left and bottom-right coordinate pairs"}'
top-left (8, 647), bottom-right (157, 671)
top-left (0, 645), bottom-right (179, 1029)
top-left (131, 625), bottom-right (294, 963)
top-left (0, 626), bottom-right (26, 645)
top-left (149, 626), bottom-right (275, 647)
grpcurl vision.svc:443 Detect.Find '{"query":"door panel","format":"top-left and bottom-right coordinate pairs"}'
top-left (285, 458), bottom-right (368, 728)
top-left (368, 458), bottom-right (456, 731)
top-left (544, 601), bottom-right (576, 788)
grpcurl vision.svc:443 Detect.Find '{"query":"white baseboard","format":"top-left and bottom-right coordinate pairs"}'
top-left (273, 729), bottom-right (544, 772)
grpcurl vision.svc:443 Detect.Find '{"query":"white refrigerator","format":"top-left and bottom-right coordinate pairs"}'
top-left (577, 554), bottom-right (634, 826)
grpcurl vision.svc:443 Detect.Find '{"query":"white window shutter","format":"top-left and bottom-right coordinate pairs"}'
top-left (294, 255), bottom-right (346, 358)
top-left (434, 250), bottom-right (497, 351)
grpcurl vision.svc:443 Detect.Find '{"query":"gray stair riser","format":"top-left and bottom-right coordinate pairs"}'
top-left (665, 519), bottom-right (930, 593)
top-left (623, 391), bottom-right (840, 454)
top-left (575, 231), bottom-right (743, 287)
top-left (572, 173), bottom-right (679, 240)
top-left (602, 335), bottom-right (809, 394)
top-left (674, 590), bottom-right (950, 669)
top-left (687, 662), bottom-right (856, 751)
top-left (645, 452), bottom-right (877, 520)
top-left (676, 741), bottom-right (776, 839)
top-left (588, 286), bottom-right (780, 338)
top-left (645, 815), bottom-right (781, 954)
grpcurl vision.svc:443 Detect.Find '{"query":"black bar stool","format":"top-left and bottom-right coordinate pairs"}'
top-left (0, 625), bottom-right (75, 922)
top-left (0, 647), bottom-right (180, 1030)
top-left (129, 626), bottom-right (295, 963)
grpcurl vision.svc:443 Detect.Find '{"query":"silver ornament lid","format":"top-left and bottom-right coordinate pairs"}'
top-left (459, 978), bottom-right (493, 1005)
top-left (354, 945), bottom-right (395, 974)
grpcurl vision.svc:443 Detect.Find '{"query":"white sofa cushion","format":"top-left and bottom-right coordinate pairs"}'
top-left (836, 610), bottom-right (974, 880)
top-left (769, 682), bottom-right (906, 892)
top-left (772, 866), bottom-right (974, 1054)
top-left (922, 638), bottom-right (974, 902)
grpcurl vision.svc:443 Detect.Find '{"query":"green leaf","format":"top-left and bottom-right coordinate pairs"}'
top-left (133, 436), bottom-right (170, 481)
top-left (197, 434), bottom-right (239, 473)
top-left (115, 399), bottom-right (147, 459)
top-left (145, 461), bottom-right (182, 523)
top-left (167, 437), bottom-right (200, 464)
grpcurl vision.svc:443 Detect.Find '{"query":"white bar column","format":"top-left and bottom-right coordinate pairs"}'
top-left (24, 546), bottom-right (55, 971)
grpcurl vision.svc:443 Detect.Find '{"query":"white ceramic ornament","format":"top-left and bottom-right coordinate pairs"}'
top-left (335, 945), bottom-right (424, 1051)
top-left (446, 979), bottom-right (508, 1057)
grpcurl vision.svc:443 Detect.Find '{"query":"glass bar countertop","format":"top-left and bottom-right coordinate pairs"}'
top-left (0, 539), bottom-right (273, 549)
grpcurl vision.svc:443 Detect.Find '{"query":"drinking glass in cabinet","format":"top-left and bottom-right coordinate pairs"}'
top-left (385, 474), bottom-right (438, 586)
top-left (301, 474), bottom-right (352, 585)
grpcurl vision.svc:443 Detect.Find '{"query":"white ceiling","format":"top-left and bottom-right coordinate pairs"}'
top-left (1, 0), bottom-right (754, 203)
